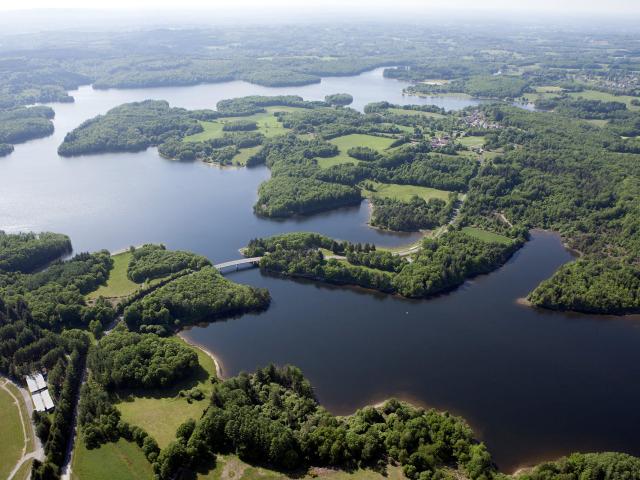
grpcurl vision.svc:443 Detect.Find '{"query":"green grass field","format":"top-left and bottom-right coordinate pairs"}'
top-left (457, 135), bottom-right (486, 148)
top-left (87, 251), bottom-right (140, 300)
top-left (317, 134), bottom-right (396, 169)
top-left (13, 458), bottom-right (33, 480)
top-left (231, 145), bottom-right (262, 166)
top-left (0, 383), bottom-right (25, 479)
top-left (184, 106), bottom-right (302, 143)
top-left (388, 108), bottom-right (445, 118)
top-left (71, 436), bottom-right (154, 480)
top-left (116, 338), bottom-right (218, 447)
top-left (363, 181), bottom-right (453, 203)
top-left (568, 90), bottom-right (640, 111)
top-left (192, 454), bottom-right (407, 480)
top-left (462, 227), bottom-right (512, 245)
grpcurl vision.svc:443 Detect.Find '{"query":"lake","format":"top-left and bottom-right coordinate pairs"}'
top-left (2, 67), bottom-right (639, 472)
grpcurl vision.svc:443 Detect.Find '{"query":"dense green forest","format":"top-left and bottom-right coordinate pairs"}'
top-left (460, 104), bottom-right (640, 313)
top-left (89, 330), bottom-right (198, 389)
top-left (0, 231), bottom-right (71, 272)
top-left (127, 244), bottom-right (211, 283)
top-left (246, 230), bottom-right (522, 298)
top-left (0, 105), bottom-right (55, 151)
top-left (123, 266), bottom-right (270, 335)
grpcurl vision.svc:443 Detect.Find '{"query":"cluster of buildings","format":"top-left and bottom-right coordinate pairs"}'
top-left (26, 372), bottom-right (55, 412)
top-left (463, 111), bottom-right (501, 129)
top-left (430, 135), bottom-right (451, 148)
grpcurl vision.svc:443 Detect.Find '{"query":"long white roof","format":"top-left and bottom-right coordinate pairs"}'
top-left (25, 373), bottom-right (47, 393)
top-left (26, 375), bottom-right (39, 393)
top-left (40, 389), bottom-right (55, 411)
top-left (32, 392), bottom-right (45, 412)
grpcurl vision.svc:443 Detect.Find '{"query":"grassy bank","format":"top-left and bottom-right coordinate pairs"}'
top-left (115, 337), bottom-right (218, 447)
top-left (87, 251), bottom-right (139, 301)
top-left (363, 181), bottom-right (453, 203)
top-left (0, 383), bottom-right (24, 479)
top-left (462, 226), bottom-right (513, 244)
top-left (317, 134), bottom-right (395, 169)
top-left (71, 435), bottom-right (154, 480)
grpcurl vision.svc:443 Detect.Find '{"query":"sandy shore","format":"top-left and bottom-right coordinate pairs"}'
top-left (177, 332), bottom-right (225, 379)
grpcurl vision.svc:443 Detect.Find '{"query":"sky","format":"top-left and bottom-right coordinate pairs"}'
top-left (1, 0), bottom-right (639, 15)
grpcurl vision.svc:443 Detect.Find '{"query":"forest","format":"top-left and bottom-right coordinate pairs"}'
top-left (0, 105), bottom-right (55, 151)
top-left (127, 244), bottom-right (211, 283)
top-left (247, 230), bottom-right (522, 298)
top-left (123, 266), bottom-right (271, 335)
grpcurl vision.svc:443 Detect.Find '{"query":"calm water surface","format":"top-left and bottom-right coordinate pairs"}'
top-left (1, 68), bottom-right (639, 472)
top-left (184, 231), bottom-right (640, 471)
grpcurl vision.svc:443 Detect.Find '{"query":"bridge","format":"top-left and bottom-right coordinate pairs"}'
top-left (214, 257), bottom-right (262, 272)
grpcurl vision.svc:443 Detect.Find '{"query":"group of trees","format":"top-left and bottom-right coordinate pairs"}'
top-left (370, 196), bottom-right (451, 232)
top-left (255, 176), bottom-right (362, 217)
top-left (32, 332), bottom-right (90, 479)
top-left (461, 103), bottom-right (640, 313)
top-left (88, 330), bottom-right (198, 389)
top-left (535, 96), bottom-right (628, 119)
top-left (127, 244), bottom-right (211, 283)
top-left (154, 364), bottom-right (495, 480)
top-left (0, 105), bottom-right (55, 151)
top-left (248, 230), bottom-right (520, 298)
top-left (0, 231), bottom-right (71, 272)
top-left (57, 100), bottom-right (209, 156)
top-left (123, 266), bottom-right (270, 335)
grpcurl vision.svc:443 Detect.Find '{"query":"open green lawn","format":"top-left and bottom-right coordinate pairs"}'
top-left (388, 108), bottom-right (445, 118)
top-left (585, 119), bottom-right (609, 127)
top-left (569, 90), bottom-right (640, 110)
top-left (317, 134), bottom-right (396, 169)
top-left (71, 436), bottom-right (154, 480)
top-left (192, 454), bottom-right (407, 480)
top-left (457, 135), bottom-right (486, 148)
top-left (184, 106), bottom-right (302, 142)
top-left (116, 337), bottom-right (218, 447)
top-left (462, 227), bottom-right (512, 245)
top-left (231, 145), bottom-right (262, 166)
top-left (0, 383), bottom-right (25, 479)
top-left (87, 251), bottom-right (140, 300)
top-left (534, 85), bottom-right (563, 93)
top-left (363, 181), bottom-right (453, 203)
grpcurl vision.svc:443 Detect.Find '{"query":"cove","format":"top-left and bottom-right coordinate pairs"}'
top-left (182, 231), bottom-right (640, 472)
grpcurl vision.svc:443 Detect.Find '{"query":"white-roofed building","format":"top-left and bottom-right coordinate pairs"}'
top-left (41, 389), bottom-right (54, 411)
top-left (32, 392), bottom-right (45, 412)
top-left (34, 372), bottom-right (47, 391)
top-left (26, 375), bottom-right (39, 393)
top-left (26, 372), bottom-right (55, 412)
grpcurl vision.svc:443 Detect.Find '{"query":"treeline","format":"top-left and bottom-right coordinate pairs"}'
top-left (127, 244), bottom-right (211, 283)
top-left (0, 105), bottom-right (55, 147)
top-left (89, 330), bottom-right (198, 389)
top-left (370, 196), bottom-right (451, 232)
top-left (58, 100), bottom-right (207, 156)
top-left (528, 258), bottom-right (640, 314)
top-left (535, 96), bottom-right (628, 119)
top-left (518, 452), bottom-right (640, 480)
top-left (0, 250), bottom-right (115, 331)
top-left (405, 74), bottom-right (529, 99)
top-left (247, 230), bottom-right (521, 298)
top-left (255, 176), bottom-right (362, 217)
top-left (154, 364), bottom-right (495, 480)
top-left (32, 332), bottom-right (90, 479)
top-left (0, 231), bottom-right (72, 272)
top-left (123, 266), bottom-right (270, 335)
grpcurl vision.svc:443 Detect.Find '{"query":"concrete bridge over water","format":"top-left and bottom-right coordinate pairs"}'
top-left (214, 257), bottom-right (262, 272)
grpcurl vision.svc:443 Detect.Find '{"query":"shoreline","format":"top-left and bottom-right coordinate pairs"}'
top-left (177, 332), bottom-right (225, 380)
